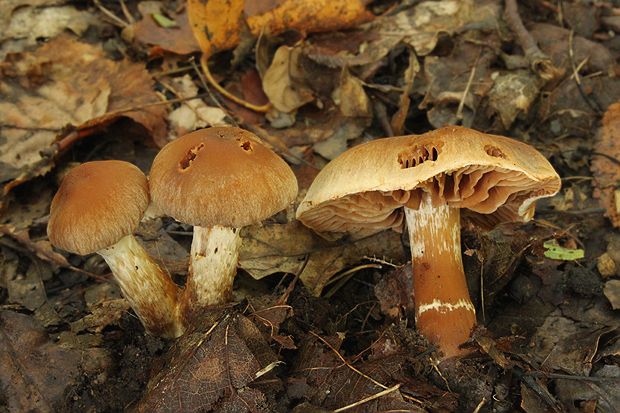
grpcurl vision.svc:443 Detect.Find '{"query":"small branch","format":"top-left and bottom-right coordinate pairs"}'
top-left (504, 0), bottom-right (556, 80)
top-left (456, 49), bottom-right (480, 122)
top-left (199, 54), bottom-right (271, 113)
top-left (0, 225), bottom-right (108, 282)
top-left (275, 254), bottom-right (309, 305)
top-left (333, 384), bottom-right (401, 412)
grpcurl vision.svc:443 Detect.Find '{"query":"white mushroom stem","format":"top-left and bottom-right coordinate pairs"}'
top-left (181, 225), bottom-right (242, 314)
top-left (98, 234), bottom-right (185, 339)
top-left (404, 194), bottom-right (476, 359)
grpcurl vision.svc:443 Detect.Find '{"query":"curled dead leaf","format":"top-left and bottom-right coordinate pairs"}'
top-left (188, 0), bottom-right (374, 58)
top-left (591, 101), bottom-right (620, 226)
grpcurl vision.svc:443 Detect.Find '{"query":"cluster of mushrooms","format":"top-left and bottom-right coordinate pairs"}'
top-left (48, 125), bottom-right (561, 360)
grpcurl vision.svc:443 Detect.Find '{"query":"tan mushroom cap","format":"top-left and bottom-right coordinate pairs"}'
top-left (297, 126), bottom-right (561, 234)
top-left (149, 127), bottom-right (298, 228)
top-left (48, 161), bottom-right (150, 255)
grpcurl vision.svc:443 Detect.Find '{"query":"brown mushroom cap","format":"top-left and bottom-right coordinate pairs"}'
top-left (149, 127), bottom-right (298, 228)
top-left (297, 126), bottom-right (561, 234)
top-left (48, 161), bottom-right (150, 255)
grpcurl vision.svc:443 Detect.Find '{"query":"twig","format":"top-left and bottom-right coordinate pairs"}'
top-left (275, 254), bottom-right (309, 305)
top-left (456, 49), bottom-right (480, 121)
top-left (504, 0), bottom-right (556, 80)
top-left (93, 0), bottom-right (130, 28)
top-left (0, 225), bottom-right (107, 282)
top-left (310, 331), bottom-right (391, 390)
top-left (432, 362), bottom-right (452, 392)
top-left (472, 397), bottom-right (487, 413)
top-left (528, 370), bottom-right (620, 382)
top-left (189, 57), bottom-right (233, 123)
top-left (224, 319), bottom-right (256, 412)
top-left (568, 30), bottom-right (603, 113)
top-left (479, 256), bottom-right (485, 323)
top-left (373, 99), bottom-right (394, 137)
top-left (333, 384), bottom-right (401, 412)
top-left (199, 54), bottom-right (271, 113)
top-left (158, 79), bottom-right (210, 126)
top-left (536, 207), bottom-right (606, 215)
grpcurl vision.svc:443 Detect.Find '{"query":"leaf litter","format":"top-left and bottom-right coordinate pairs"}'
top-left (1, 0), bottom-right (620, 411)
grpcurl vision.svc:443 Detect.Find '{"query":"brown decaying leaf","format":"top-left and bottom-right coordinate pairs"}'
top-left (291, 334), bottom-right (448, 412)
top-left (487, 70), bottom-right (544, 130)
top-left (374, 263), bottom-right (415, 321)
top-left (0, 0), bottom-right (67, 40)
top-left (0, 38), bottom-right (166, 200)
top-left (188, 0), bottom-right (373, 59)
top-left (240, 220), bottom-right (406, 296)
top-left (604, 280), bottom-right (620, 309)
top-left (555, 365), bottom-right (620, 412)
top-left (338, 66), bottom-right (371, 118)
top-left (135, 312), bottom-right (279, 412)
top-left (529, 310), bottom-right (613, 376)
top-left (0, 224), bottom-right (104, 281)
top-left (0, 310), bottom-right (81, 411)
top-left (591, 100), bottom-right (620, 227)
top-left (70, 299), bottom-right (131, 334)
top-left (262, 46), bottom-right (315, 113)
top-left (420, 39), bottom-right (495, 128)
top-left (133, 8), bottom-right (200, 56)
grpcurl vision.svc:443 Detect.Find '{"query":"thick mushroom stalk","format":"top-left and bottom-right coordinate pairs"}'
top-left (182, 225), bottom-right (242, 312)
top-left (148, 127), bottom-right (298, 318)
top-left (404, 195), bottom-right (476, 359)
top-left (296, 126), bottom-right (561, 360)
top-left (47, 160), bottom-right (187, 339)
top-left (98, 235), bottom-right (186, 339)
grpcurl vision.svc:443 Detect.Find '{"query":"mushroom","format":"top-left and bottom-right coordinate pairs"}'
top-left (296, 126), bottom-right (561, 359)
top-left (149, 127), bottom-right (298, 315)
top-left (47, 161), bottom-right (185, 338)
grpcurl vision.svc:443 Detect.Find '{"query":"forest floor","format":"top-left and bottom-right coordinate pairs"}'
top-left (1, 0), bottom-right (620, 411)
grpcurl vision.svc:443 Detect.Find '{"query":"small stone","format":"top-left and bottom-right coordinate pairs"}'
top-left (597, 252), bottom-right (617, 278)
top-left (604, 280), bottom-right (620, 309)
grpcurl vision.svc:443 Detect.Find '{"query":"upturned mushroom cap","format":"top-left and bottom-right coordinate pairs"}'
top-left (297, 126), bottom-right (561, 234)
top-left (48, 161), bottom-right (150, 255)
top-left (149, 127), bottom-right (298, 228)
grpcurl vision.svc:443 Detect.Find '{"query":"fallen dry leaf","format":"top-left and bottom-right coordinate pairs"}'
top-left (135, 312), bottom-right (280, 412)
top-left (338, 66), bottom-right (371, 118)
top-left (0, 38), bottom-right (167, 202)
top-left (240, 220), bottom-right (406, 296)
top-left (163, 75), bottom-right (229, 139)
top-left (604, 280), bottom-right (620, 309)
top-left (262, 45), bottom-right (316, 113)
top-left (0, 0), bottom-right (68, 43)
top-left (374, 263), bottom-right (415, 321)
top-left (591, 100), bottom-right (620, 227)
top-left (70, 299), bottom-right (131, 334)
top-left (134, 8), bottom-right (200, 56)
top-left (291, 333), bottom-right (445, 411)
top-left (1, 4), bottom-right (95, 61)
top-left (529, 309), bottom-right (613, 376)
top-left (188, 0), bottom-right (373, 59)
top-left (555, 365), bottom-right (620, 412)
top-left (0, 310), bottom-right (81, 411)
top-left (487, 70), bottom-right (544, 130)
top-left (421, 38), bottom-right (495, 128)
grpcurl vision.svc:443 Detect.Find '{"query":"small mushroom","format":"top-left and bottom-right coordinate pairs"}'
top-left (149, 127), bottom-right (298, 316)
top-left (48, 161), bottom-right (185, 338)
top-left (297, 126), bottom-right (561, 359)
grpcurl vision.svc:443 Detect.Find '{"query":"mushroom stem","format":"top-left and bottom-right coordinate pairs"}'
top-left (404, 195), bottom-right (476, 359)
top-left (182, 225), bottom-right (242, 313)
top-left (98, 234), bottom-right (185, 339)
